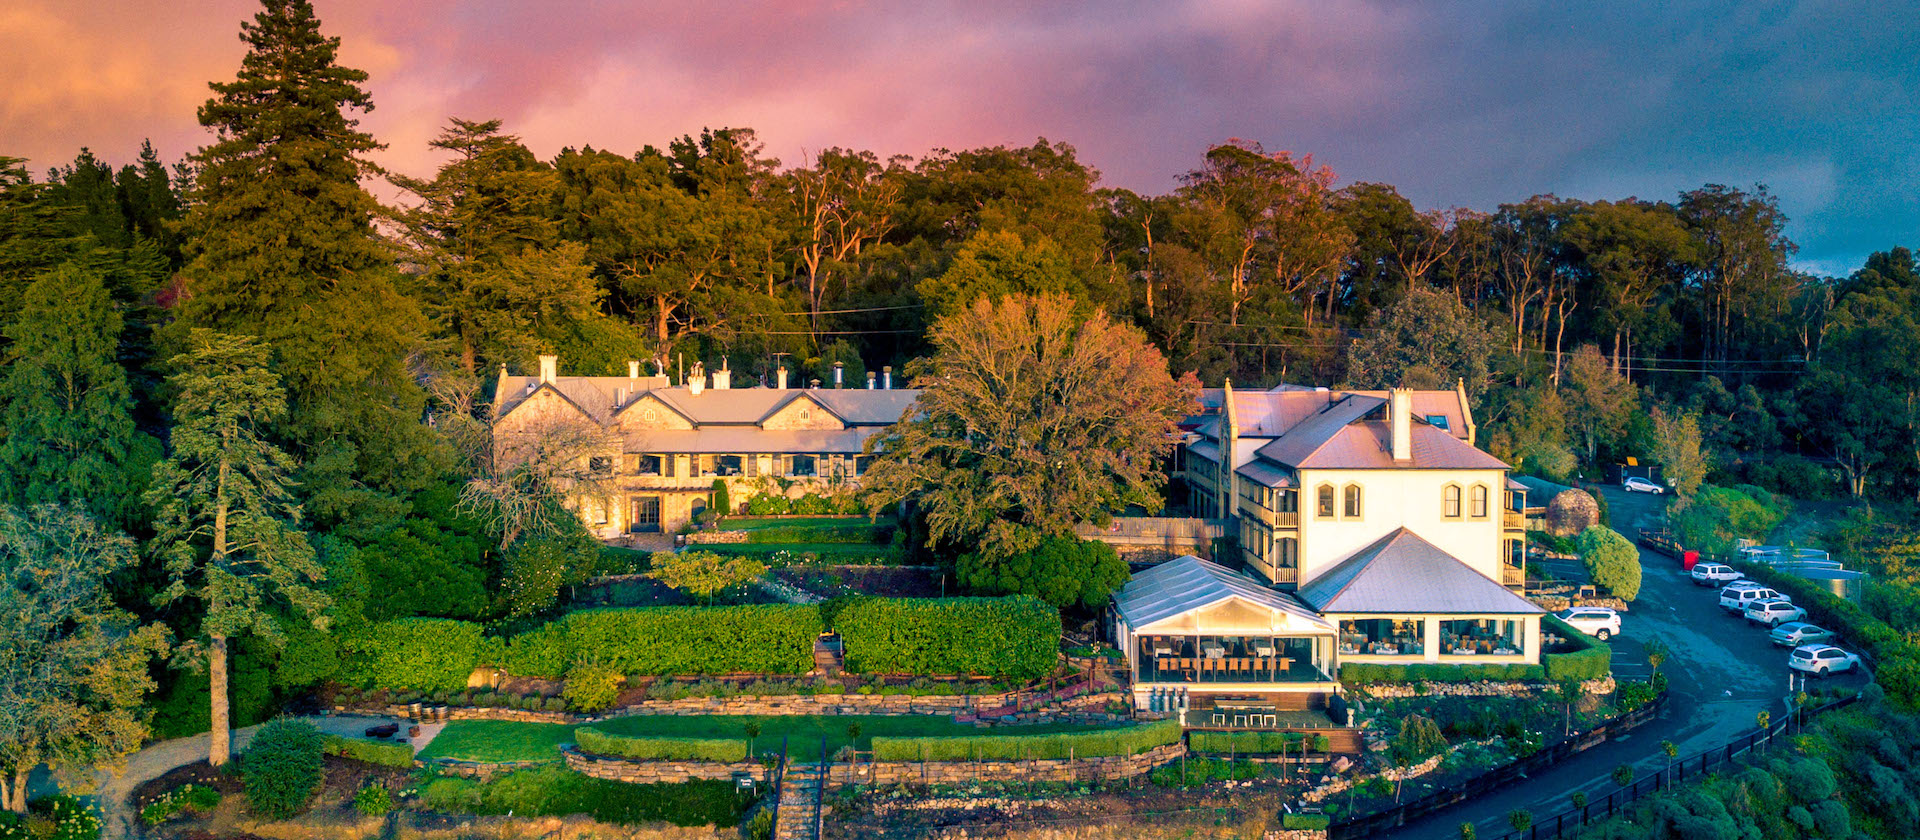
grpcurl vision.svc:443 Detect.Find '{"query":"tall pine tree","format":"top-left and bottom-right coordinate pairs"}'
top-left (147, 330), bottom-right (324, 766)
top-left (0, 265), bottom-right (155, 526)
top-left (180, 0), bottom-right (437, 520)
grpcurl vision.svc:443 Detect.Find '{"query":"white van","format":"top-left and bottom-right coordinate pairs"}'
top-left (1719, 585), bottom-right (1784, 614)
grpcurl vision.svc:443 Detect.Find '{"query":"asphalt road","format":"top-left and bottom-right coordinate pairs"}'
top-left (1378, 484), bottom-right (1867, 839)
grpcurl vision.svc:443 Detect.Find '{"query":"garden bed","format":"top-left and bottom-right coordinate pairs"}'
top-left (421, 715), bottom-right (1127, 763)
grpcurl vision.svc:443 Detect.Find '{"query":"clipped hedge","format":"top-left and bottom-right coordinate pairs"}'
top-left (870, 721), bottom-right (1179, 762)
top-left (743, 524), bottom-right (891, 545)
top-left (507, 605), bottom-right (823, 679)
top-left (574, 728), bottom-right (748, 762)
top-left (1542, 614), bottom-right (1613, 682)
top-left (1189, 730), bottom-right (1312, 754)
top-left (324, 735), bottom-right (416, 767)
top-left (1337, 662), bottom-right (1546, 684)
top-left (340, 618), bottom-right (497, 692)
top-left (834, 596), bottom-right (1060, 680)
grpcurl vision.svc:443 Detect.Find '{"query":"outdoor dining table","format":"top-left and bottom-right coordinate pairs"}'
top-left (1201, 642), bottom-right (1226, 659)
top-left (1250, 640), bottom-right (1276, 656)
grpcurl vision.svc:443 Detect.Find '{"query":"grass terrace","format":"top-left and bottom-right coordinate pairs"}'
top-left (420, 715), bottom-right (1123, 763)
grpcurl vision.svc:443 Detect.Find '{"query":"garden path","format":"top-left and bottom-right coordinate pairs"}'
top-left (29, 713), bottom-right (418, 840)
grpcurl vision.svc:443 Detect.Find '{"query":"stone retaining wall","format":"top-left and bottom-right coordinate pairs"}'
top-left (562, 743), bottom-right (1187, 787)
top-left (684, 531), bottom-right (750, 544)
top-left (377, 686), bottom-right (1125, 725)
top-left (1357, 675), bottom-right (1615, 699)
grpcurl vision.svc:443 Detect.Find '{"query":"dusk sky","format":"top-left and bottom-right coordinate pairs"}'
top-left (5, 0), bottom-right (1914, 276)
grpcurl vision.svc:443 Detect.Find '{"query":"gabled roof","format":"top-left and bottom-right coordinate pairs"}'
top-left (621, 427), bottom-right (881, 454)
top-left (1113, 555), bottom-right (1333, 634)
top-left (1296, 528), bottom-right (1543, 615)
top-left (1259, 421), bottom-right (1509, 470)
top-left (494, 374), bottom-right (918, 428)
top-left (1252, 394), bottom-right (1386, 466)
top-left (1235, 460), bottom-right (1295, 489)
top-left (1191, 387), bottom-right (1472, 442)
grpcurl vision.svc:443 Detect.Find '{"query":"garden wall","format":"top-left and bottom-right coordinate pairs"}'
top-left (560, 743), bottom-right (1187, 787)
top-left (383, 689), bottom-right (1131, 724)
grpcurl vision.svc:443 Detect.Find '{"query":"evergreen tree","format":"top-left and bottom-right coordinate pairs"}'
top-left (147, 330), bottom-right (325, 766)
top-left (0, 157), bottom-right (86, 320)
top-left (179, 0), bottom-right (436, 513)
top-left (0, 264), bottom-right (155, 525)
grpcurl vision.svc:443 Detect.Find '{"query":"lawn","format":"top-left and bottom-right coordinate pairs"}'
top-left (419, 715), bottom-right (1121, 763)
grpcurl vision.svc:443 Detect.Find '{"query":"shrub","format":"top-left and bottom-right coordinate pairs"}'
top-left (1670, 485), bottom-right (1787, 556)
top-left (1616, 680), bottom-right (1658, 711)
top-left (1542, 614), bottom-right (1613, 681)
top-left (242, 719), bottom-right (325, 819)
top-left (871, 721), bottom-right (1178, 761)
top-left (27, 796), bottom-right (100, 840)
top-left (956, 536), bottom-right (1131, 609)
top-left (744, 523), bottom-right (889, 545)
top-left (354, 784), bottom-right (392, 816)
top-left (338, 618), bottom-right (495, 692)
top-left (1282, 813), bottom-right (1331, 830)
top-left (575, 728), bottom-right (748, 762)
top-left (564, 659), bottom-right (626, 712)
top-left (506, 604), bottom-right (822, 678)
top-left (711, 479), bottom-right (731, 518)
top-left (1576, 525), bottom-right (1642, 601)
top-left (835, 595), bottom-right (1060, 680)
top-left (323, 735), bottom-right (415, 767)
top-left (1188, 730), bottom-right (1306, 754)
top-left (419, 766), bottom-right (747, 826)
top-left (1391, 714), bottom-right (1449, 764)
top-left (543, 697), bottom-right (569, 712)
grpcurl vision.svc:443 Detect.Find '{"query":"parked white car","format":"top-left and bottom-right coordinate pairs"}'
top-left (1789, 644), bottom-right (1862, 676)
top-left (1555, 606), bottom-right (1622, 641)
top-left (1720, 585), bottom-right (1784, 614)
top-left (1744, 599), bottom-right (1807, 627)
top-left (1690, 563), bottom-right (1745, 586)
top-left (1770, 622), bottom-right (1837, 647)
top-left (1623, 476), bottom-right (1666, 494)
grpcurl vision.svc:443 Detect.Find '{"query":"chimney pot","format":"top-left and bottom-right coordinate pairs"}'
top-left (866, 372), bottom-right (877, 390)
top-left (538, 354), bottom-right (558, 384)
top-left (810, 378), bottom-right (821, 389)
top-left (833, 362), bottom-right (844, 389)
top-left (882, 366), bottom-right (893, 390)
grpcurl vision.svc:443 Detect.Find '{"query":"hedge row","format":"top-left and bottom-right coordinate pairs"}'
top-left (870, 721), bottom-right (1180, 762)
top-left (1542, 614), bottom-right (1613, 682)
top-left (505, 605), bottom-right (824, 679)
top-left (1337, 662), bottom-right (1546, 684)
top-left (743, 524), bottom-right (891, 545)
top-left (339, 595), bottom-right (1063, 690)
top-left (339, 618), bottom-right (498, 693)
top-left (573, 729), bottom-right (748, 762)
top-left (835, 596), bottom-right (1061, 680)
top-left (323, 735), bottom-right (416, 767)
top-left (1188, 730), bottom-right (1327, 754)
top-left (1731, 559), bottom-right (1920, 711)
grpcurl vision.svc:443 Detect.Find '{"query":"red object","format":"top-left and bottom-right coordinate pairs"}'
top-left (1682, 550), bottom-right (1699, 571)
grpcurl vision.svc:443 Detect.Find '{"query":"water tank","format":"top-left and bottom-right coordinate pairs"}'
top-left (1794, 568), bottom-right (1867, 605)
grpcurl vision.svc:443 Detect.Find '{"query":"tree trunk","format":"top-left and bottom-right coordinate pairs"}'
top-left (1, 767), bottom-right (27, 812)
top-left (210, 634), bottom-right (231, 766)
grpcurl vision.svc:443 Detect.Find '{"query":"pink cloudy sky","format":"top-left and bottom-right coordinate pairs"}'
top-left (4, 0), bottom-right (1914, 274)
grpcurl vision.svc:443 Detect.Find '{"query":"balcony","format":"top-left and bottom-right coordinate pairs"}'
top-left (1502, 510), bottom-right (1526, 530)
top-left (1136, 635), bottom-right (1332, 685)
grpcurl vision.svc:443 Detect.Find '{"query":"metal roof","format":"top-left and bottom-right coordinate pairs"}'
top-left (496, 374), bottom-right (918, 428)
top-left (1252, 395), bottom-right (1386, 466)
top-left (1255, 416), bottom-right (1507, 471)
top-left (1112, 555), bottom-right (1333, 633)
top-left (1190, 387), bottom-right (1472, 442)
top-left (1296, 528), bottom-right (1543, 615)
top-left (1235, 461), bottom-right (1296, 488)
top-left (621, 427), bottom-right (881, 454)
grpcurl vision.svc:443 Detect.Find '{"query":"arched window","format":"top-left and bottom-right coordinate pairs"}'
top-left (1316, 484), bottom-right (1337, 519)
top-left (1471, 484), bottom-right (1490, 518)
top-left (1344, 484), bottom-right (1363, 518)
top-left (1443, 484), bottom-right (1463, 519)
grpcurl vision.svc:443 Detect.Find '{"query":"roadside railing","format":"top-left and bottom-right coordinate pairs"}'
top-left (1479, 694), bottom-right (1859, 840)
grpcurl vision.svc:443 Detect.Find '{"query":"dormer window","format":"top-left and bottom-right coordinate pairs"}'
top-left (1426, 414), bottom-right (1450, 431)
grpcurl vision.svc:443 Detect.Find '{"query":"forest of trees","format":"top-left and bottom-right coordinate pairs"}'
top-left (4, 0), bottom-right (1920, 805)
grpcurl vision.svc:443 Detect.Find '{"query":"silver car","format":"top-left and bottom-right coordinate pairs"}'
top-left (1770, 622), bottom-right (1836, 647)
top-left (1744, 599), bottom-right (1807, 627)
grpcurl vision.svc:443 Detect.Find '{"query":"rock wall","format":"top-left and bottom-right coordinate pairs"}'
top-left (1357, 675), bottom-right (1615, 699)
top-left (562, 743), bottom-right (1187, 787)
top-left (684, 531), bottom-right (750, 544)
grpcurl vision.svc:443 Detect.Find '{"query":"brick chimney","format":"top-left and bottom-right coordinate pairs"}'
top-left (1390, 387), bottom-right (1413, 461)
top-left (712, 358), bottom-right (731, 390)
top-left (538, 354), bottom-right (557, 384)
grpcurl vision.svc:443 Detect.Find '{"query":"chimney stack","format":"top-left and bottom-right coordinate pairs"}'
top-left (628, 360), bottom-right (640, 379)
top-left (810, 378), bottom-right (821, 389)
top-left (1389, 387), bottom-right (1413, 461)
top-left (538, 354), bottom-right (557, 384)
top-left (866, 372), bottom-right (876, 390)
top-left (777, 366), bottom-right (788, 390)
top-left (882, 366), bottom-right (892, 390)
top-left (712, 358), bottom-right (731, 390)
top-left (833, 362), bottom-right (844, 389)
top-left (689, 361), bottom-right (706, 396)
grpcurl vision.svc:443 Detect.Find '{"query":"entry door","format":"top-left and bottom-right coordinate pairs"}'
top-left (630, 496), bottom-right (662, 533)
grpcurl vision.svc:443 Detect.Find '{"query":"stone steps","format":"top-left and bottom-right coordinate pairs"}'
top-left (773, 762), bottom-right (824, 840)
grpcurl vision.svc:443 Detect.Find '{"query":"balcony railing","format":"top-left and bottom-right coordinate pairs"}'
top-left (1503, 510), bottom-right (1526, 529)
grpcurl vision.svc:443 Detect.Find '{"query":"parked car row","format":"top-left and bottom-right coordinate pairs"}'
top-left (1701, 576), bottom-right (1864, 676)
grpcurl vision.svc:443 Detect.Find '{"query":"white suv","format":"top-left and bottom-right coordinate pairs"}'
top-left (1789, 644), bottom-right (1861, 676)
top-left (1720, 585), bottom-right (1783, 614)
top-left (1744, 599), bottom-right (1807, 627)
top-left (1555, 607), bottom-right (1622, 641)
top-left (1690, 563), bottom-right (1744, 586)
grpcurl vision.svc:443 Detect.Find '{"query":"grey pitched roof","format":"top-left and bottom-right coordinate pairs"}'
top-left (1113, 555), bottom-right (1333, 633)
top-left (1235, 460), bottom-right (1295, 488)
top-left (1189, 387), bottom-right (1472, 442)
top-left (1261, 422), bottom-right (1510, 470)
top-left (1296, 528), bottom-right (1543, 615)
top-left (1252, 395), bottom-right (1386, 466)
top-left (621, 427), bottom-right (880, 454)
top-left (494, 374), bottom-right (918, 428)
